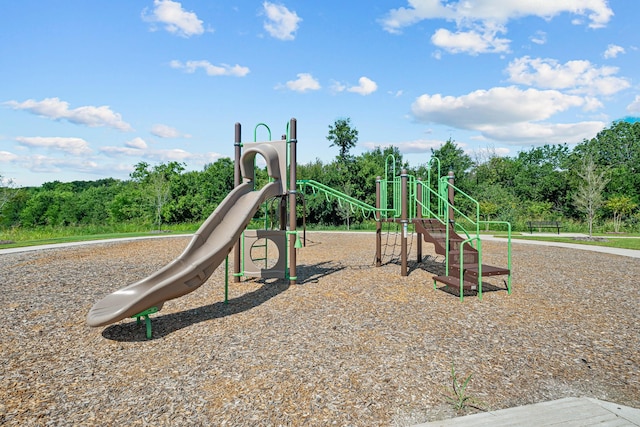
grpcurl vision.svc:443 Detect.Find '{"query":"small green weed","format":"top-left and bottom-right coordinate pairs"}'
top-left (443, 362), bottom-right (486, 413)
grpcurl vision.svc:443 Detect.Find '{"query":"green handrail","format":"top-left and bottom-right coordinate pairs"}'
top-left (297, 179), bottom-right (386, 220)
top-left (253, 123), bottom-right (271, 141)
top-left (415, 167), bottom-right (512, 294)
top-left (459, 237), bottom-right (482, 302)
top-left (478, 220), bottom-right (512, 294)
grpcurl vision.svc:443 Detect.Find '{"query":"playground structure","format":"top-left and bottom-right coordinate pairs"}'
top-left (298, 155), bottom-right (512, 301)
top-left (87, 118), bottom-right (512, 338)
top-left (87, 119), bottom-right (301, 338)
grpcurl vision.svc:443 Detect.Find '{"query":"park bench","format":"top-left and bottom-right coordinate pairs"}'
top-left (526, 220), bottom-right (563, 234)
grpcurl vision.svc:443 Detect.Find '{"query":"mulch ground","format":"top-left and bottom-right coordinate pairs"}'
top-left (1, 232), bottom-right (638, 426)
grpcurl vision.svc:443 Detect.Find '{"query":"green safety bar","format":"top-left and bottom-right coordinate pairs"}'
top-left (297, 179), bottom-right (384, 220)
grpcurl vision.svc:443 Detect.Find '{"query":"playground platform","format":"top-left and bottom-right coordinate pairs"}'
top-left (414, 397), bottom-right (640, 426)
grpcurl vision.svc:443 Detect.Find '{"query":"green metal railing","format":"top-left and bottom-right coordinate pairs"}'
top-left (297, 179), bottom-right (382, 220)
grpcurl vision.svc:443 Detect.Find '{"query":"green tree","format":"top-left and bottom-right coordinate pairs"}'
top-left (327, 118), bottom-right (358, 161)
top-left (513, 145), bottom-right (571, 212)
top-left (430, 139), bottom-right (473, 191)
top-left (479, 200), bottom-right (498, 231)
top-left (574, 120), bottom-right (640, 202)
top-left (605, 195), bottom-right (637, 233)
top-left (130, 161), bottom-right (185, 228)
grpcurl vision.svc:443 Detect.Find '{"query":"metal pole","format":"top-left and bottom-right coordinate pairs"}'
top-left (288, 118), bottom-right (297, 285)
top-left (375, 176), bottom-right (382, 267)
top-left (233, 123), bottom-right (242, 283)
top-left (301, 193), bottom-right (307, 247)
top-left (447, 170), bottom-right (455, 226)
top-left (416, 178), bottom-right (423, 263)
top-left (401, 169), bottom-right (408, 277)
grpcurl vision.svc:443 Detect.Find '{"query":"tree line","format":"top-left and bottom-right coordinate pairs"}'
top-left (1, 119), bottom-right (639, 234)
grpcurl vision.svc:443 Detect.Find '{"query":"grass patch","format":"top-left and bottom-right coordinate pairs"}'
top-left (0, 223), bottom-right (199, 249)
top-left (510, 235), bottom-right (640, 250)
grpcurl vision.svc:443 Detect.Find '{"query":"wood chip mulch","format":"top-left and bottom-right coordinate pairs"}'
top-left (1, 232), bottom-right (638, 426)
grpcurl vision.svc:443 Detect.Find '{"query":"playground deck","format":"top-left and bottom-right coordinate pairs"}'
top-left (1, 232), bottom-right (639, 426)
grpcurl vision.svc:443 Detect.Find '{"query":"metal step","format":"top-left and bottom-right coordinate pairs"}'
top-left (433, 274), bottom-right (479, 291)
top-left (450, 263), bottom-right (511, 278)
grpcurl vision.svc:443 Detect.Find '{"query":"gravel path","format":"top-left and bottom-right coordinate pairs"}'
top-left (1, 232), bottom-right (639, 426)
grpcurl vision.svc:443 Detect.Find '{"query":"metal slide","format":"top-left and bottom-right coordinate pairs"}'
top-left (86, 180), bottom-right (281, 327)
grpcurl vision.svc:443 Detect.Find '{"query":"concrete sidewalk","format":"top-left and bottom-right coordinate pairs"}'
top-left (483, 232), bottom-right (640, 259)
top-left (415, 397), bottom-right (640, 426)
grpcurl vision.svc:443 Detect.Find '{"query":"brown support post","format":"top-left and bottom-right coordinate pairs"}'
top-left (233, 123), bottom-right (242, 283)
top-left (288, 118), bottom-right (297, 285)
top-left (279, 197), bottom-right (287, 230)
top-left (375, 176), bottom-right (382, 267)
top-left (401, 169), bottom-right (408, 277)
top-left (416, 179), bottom-right (423, 263)
top-left (447, 170), bottom-right (455, 225)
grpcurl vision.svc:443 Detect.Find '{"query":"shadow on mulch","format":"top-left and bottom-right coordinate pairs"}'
top-left (387, 255), bottom-right (509, 299)
top-left (101, 261), bottom-right (346, 342)
top-left (102, 280), bottom-right (291, 342)
top-left (436, 281), bottom-right (507, 299)
top-left (296, 261), bottom-right (346, 285)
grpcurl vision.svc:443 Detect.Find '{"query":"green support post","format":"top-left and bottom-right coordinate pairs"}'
top-left (132, 306), bottom-right (159, 339)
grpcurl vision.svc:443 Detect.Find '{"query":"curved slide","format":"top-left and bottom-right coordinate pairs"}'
top-left (87, 179), bottom-right (281, 328)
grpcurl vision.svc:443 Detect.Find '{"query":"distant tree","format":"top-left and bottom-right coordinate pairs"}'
top-left (513, 145), bottom-right (571, 212)
top-left (430, 138), bottom-right (473, 191)
top-left (573, 120), bottom-right (640, 202)
top-left (0, 173), bottom-right (18, 219)
top-left (149, 171), bottom-right (170, 231)
top-left (574, 156), bottom-right (609, 237)
top-left (605, 195), bottom-right (637, 233)
top-left (327, 118), bottom-right (358, 161)
top-left (130, 161), bottom-right (185, 229)
top-left (479, 200), bottom-right (498, 231)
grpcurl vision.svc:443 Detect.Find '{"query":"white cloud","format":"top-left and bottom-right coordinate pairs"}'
top-left (100, 140), bottom-right (222, 164)
top-left (412, 86), bottom-right (585, 128)
top-left (380, 0), bottom-right (613, 54)
top-left (604, 44), bottom-right (625, 59)
top-left (170, 60), bottom-right (250, 77)
top-left (262, 2), bottom-right (301, 41)
top-left (506, 56), bottom-right (630, 96)
top-left (431, 25), bottom-right (510, 55)
top-left (99, 146), bottom-right (142, 157)
top-left (15, 136), bottom-right (93, 155)
top-left (329, 80), bottom-right (347, 94)
top-left (478, 121), bottom-right (606, 144)
top-left (362, 139), bottom-right (444, 154)
top-left (5, 97), bottom-right (133, 131)
top-left (381, 0), bottom-right (613, 32)
top-left (0, 151), bottom-right (19, 162)
top-left (150, 124), bottom-right (191, 138)
top-left (379, 0), bottom-right (452, 34)
top-left (143, 0), bottom-right (204, 37)
top-left (347, 77), bottom-right (378, 96)
top-left (627, 95), bottom-right (640, 114)
top-left (277, 73), bottom-right (321, 93)
top-left (31, 156), bottom-right (99, 174)
top-left (530, 31), bottom-right (547, 45)
top-left (126, 137), bottom-right (148, 149)
top-left (410, 86), bottom-right (605, 144)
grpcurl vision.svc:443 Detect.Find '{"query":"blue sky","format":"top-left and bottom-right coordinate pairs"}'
top-left (1, 0), bottom-right (639, 187)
